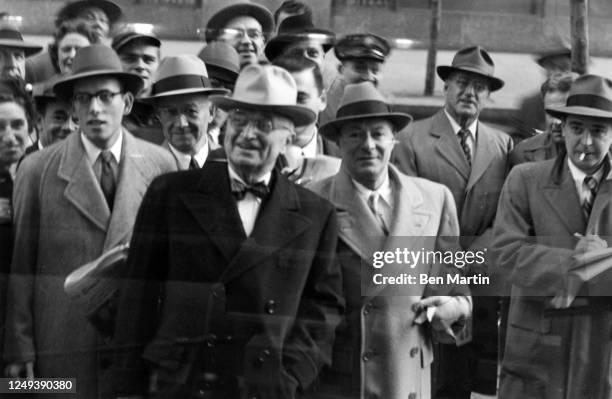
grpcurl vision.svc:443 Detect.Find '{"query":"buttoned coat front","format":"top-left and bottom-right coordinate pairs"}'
top-left (491, 157), bottom-right (612, 399)
top-left (3, 131), bottom-right (176, 399)
top-left (309, 165), bottom-right (469, 399)
top-left (113, 161), bottom-right (344, 399)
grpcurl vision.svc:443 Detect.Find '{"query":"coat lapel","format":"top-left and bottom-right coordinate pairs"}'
top-left (466, 122), bottom-right (496, 191)
top-left (179, 163), bottom-right (246, 263)
top-left (221, 173), bottom-right (312, 282)
top-left (57, 132), bottom-right (109, 232)
top-left (586, 163), bottom-right (612, 234)
top-left (103, 131), bottom-right (151, 250)
top-left (543, 160), bottom-right (586, 234)
top-left (431, 111), bottom-right (471, 180)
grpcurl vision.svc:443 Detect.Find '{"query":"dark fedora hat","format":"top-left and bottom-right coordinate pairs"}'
top-left (197, 42), bottom-right (240, 85)
top-left (33, 76), bottom-right (66, 110)
top-left (0, 27), bottom-right (43, 56)
top-left (112, 24), bottom-right (161, 53)
top-left (143, 55), bottom-right (229, 100)
top-left (437, 46), bottom-right (504, 91)
top-left (319, 81), bottom-right (412, 141)
top-left (53, 44), bottom-right (143, 99)
top-left (205, 2), bottom-right (274, 42)
top-left (334, 33), bottom-right (390, 62)
top-left (264, 13), bottom-right (335, 62)
top-left (546, 74), bottom-right (612, 120)
top-left (56, 0), bottom-right (122, 27)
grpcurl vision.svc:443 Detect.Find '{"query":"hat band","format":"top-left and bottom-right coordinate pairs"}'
top-left (336, 100), bottom-right (391, 119)
top-left (566, 94), bottom-right (612, 112)
top-left (152, 74), bottom-right (212, 95)
top-left (0, 29), bottom-right (24, 41)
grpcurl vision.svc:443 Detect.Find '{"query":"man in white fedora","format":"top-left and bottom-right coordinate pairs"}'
top-left (492, 74), bottom-right (612, 399)
top-left (143, 55), bottom-right (228, 170)
top-left (113, 64), bottom-right (344, 399)
top-left (4, 44), bottom-right (175, 399)
top-left (309, 81), bottom-right (471, 399)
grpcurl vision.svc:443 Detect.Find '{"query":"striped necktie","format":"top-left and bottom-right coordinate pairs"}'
top-left (367, 192), bottom-right (389, 235)
top-left (457, 128), bottom-right (472, 166)
top-left (582, 175), bottom-right (598, 218)
top-left (188, 157), bottom-right (199, 170)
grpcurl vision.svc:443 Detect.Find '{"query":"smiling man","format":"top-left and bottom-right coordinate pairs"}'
top-left (393, 46), bottom-right (513, 399)
top-left (144, 55), bottom-right (228, 170)
top-left (3, 45), bottom-right (175, 399)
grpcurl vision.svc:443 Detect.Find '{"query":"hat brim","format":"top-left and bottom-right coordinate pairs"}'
top-left (142, 87), bottom-right (229, 101)
top-left (206, 3), bottom-right (274, 41)
top-left (319, 113), bottom-right (412, 141)
top-left (57, 0), bottom-right (122, 25)
top-left (210, 95), bottom-right (316, 127)
top-left (0, 41), bottom-right (43, 57)
top-left (546, 105), bottom-right (612, 120)
top-left (264, 30), bottom-right (334, 61)
top-left (436, 65), bottom-right (504, 91)
top-left (53, 70), bottom-right (143, 99)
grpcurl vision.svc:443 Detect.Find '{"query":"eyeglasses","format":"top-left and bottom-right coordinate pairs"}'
top-left (228, 110), bottom-right (293, 134)
top-left (157, 105), bottom-right (202, 120)
top-left (216, 28), bottom-right (264, 43)
top-left (73, 90), bottom-right (123, 106)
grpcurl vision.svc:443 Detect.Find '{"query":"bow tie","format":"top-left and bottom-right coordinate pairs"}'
top-left (230, 178), bottom-right (270, 200)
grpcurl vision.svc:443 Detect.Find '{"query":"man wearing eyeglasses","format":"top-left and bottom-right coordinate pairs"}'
top-left (143, 55), bottom-right (229, 170)
top-left (113, 64), bottom-right (343, 399)
top-left (4, 45), bottom-right (175, 399)
top-left (204, 2), bottom-right (275, 68)
top-left (393, 46), bottom-right (512, 399)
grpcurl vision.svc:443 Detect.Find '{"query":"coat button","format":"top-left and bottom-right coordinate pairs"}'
top-left (264, 300), bottom-right (276, 314)
top-left (362, 351), bottom-right (373, 362)
top-left (410, 347), bottom-right (419, 357)
top-left (408, 393), bottom-right (417, 399)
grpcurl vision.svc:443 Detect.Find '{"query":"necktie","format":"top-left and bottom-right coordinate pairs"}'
top-left (99, 150), bottom-right (116, 209)
top-left (457, 129), bottom-right (472, 166)
top-left (188, 157), bottom-right (199, 170)
top-left (231, 179), bottom-right (270, 200)
top-left (367, 192), bottom-right (389, 235)
top-left (582, 175), bottom-right (598, 218)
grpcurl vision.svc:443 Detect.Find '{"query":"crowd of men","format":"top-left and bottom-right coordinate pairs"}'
top-left (0, 0), bottom-right (611, 398)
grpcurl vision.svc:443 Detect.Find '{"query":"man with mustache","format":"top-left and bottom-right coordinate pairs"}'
top-left (144, 55), bottom-right (228, 170)
top-left (113, 64), bottom-right (343, 399)
top-left (510, 72), bottom-right (578, 168)
top-left (393, 46), bottom-right (513, 399)
top-left (0, 24), bottom-right (42, 80)
top-left (204, 2), bottom-right (275, 68)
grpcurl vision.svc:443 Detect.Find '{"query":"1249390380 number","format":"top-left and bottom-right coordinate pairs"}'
top-left (0, 378), bottom-right (76, 393)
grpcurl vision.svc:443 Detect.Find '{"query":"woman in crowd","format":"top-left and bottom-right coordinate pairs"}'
top-left (48, 22), bottom-right (97, 75)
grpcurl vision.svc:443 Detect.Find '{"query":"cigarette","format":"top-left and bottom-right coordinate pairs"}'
top-left (579, 152), bottom-right (586, 161)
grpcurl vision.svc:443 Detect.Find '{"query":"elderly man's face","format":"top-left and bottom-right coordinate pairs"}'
top-left (340, 59), bottom-right (382, 86)
top-left (40, 99), bottom-right (77, 146)
top-left (280, 40), bottom-right (326, 66)
top-left (444, 71), bottom-right (490, 126)
top-left (76, 6), bottom-right (110, 40)
top-left (0, 47), bottom-right (25, 79)
top-left (57, 32), bottom-right (91, 75)
top-left (156, 93), bottom-right (213, 155)
top-left (0, 101), bottom-right (28, 167)
top-left (224, 109), bottom-right (294, 181)
top-left (563, 115), bottom-right (612, 175)
top-left (543, 90), bottom-right (569, 144)
top-left (339, 118), bottom-right (394, 189)
top-left (221, 16), bottom-right (265, 67)
top-left (118, 43), bottom-right (160, 96)
top-left (72, 77), bottom-right (133, 149)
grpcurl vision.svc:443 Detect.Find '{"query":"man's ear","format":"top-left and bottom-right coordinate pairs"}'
top-left (122, 91), bottom-right (134, 115)
top-left (208, 104), bottom-right (216, 123)
top-left (337, 63), bottom-right (344, 74)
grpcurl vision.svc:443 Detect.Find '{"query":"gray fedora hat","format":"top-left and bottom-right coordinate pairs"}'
top-left (437, 46), bottom-right (504, 91)
top-left (546, 74), bottom-right (612, 120)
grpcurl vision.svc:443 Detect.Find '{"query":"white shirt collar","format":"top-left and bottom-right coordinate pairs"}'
top-left (227, 164), bottom-right (272, 187)
top-left (351, 171), bottom-right (393, 207)
top-left (80, 131), bottom-right (123, 165)
top-left (567, 156), bottom-right (608, 183)
top-left (300, 131), bottom-right (319, 158)
top-left (168, 143), bottom-right (209, 169)
top-left (444, 108), bottom-right (478, 140)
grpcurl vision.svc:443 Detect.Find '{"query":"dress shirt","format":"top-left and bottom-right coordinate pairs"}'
top-left (81, 131), bottom-right (122, 181)
top-left (169, 142), bottom-right (209, 170)
top-left (567, 157), bottom-right (608, 205)
top-left (351, 171), bottom-right (394, 230)
top-left (299, 130), bottom-right (319, 158)
top-left (228, 165), bottom-right (272, 236)
top-left (444, 108), bottom-right (477, 157)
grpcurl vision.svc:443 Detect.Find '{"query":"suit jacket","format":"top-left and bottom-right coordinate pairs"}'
top-left (113, 161), bottom-right (344, 399)
top-left (509, 131), bottom-right (562, 168)
top-left (161, 141), bottom-right (216, 170)
top-left (3, 130), bottom-right (176, 399)
top-left (491, 157), bottom-right (612, 399)
top-left (308, 165), bottom-right (470, 399)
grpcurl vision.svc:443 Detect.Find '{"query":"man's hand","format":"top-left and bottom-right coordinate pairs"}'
top-left (5, 361), bottom-right (34, 379)
top-left (574, 234), bottom-right (607, 254)
top-left (413, 296), bottom-right (471, 335)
